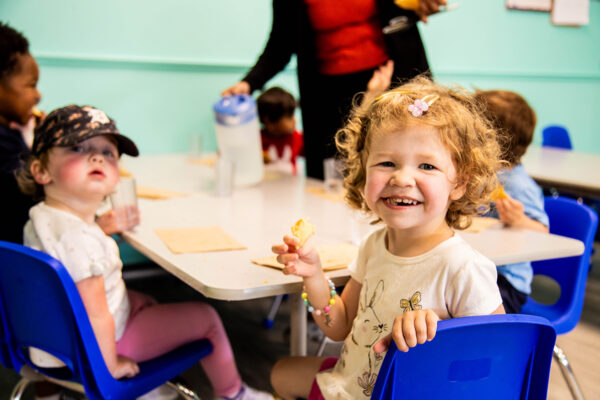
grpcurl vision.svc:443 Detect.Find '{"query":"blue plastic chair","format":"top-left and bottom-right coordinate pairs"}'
top-left (0, 240), bottom-right (213, 400)
top-left (542, 125), bottom-right (572, 150)
top-left (371, 314), bottom-right (556, 400)
top-left (0, 303), bottom-right (12, 369)
top-left (521, 196), bottom-right (598, 399)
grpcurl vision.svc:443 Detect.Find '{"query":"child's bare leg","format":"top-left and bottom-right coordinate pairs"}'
top-left (270, 356), bottom-right (327, 400)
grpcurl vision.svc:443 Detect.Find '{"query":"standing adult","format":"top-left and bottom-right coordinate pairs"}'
top-left (222, 0), bottom-right (446, 179)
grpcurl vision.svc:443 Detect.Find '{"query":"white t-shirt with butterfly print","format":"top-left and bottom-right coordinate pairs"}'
top-left (316, 227), bottom-right (502, 399)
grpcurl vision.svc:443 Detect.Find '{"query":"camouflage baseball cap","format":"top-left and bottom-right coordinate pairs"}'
top-left (32, 104), bottom-right (139, 157)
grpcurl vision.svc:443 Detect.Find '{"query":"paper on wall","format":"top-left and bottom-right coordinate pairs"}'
top-left (506, 0), bottom-right (551, 12)
top-left (551, 0), bottom-right (589, 26)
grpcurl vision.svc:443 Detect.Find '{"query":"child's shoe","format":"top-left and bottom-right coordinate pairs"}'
top-left (216, 383), bottom-right (274, 400)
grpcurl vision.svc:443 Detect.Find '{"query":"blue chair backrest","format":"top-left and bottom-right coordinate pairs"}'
top-left (371, 314), bottom-right (556, 400)
top-left (0, 297), bottom-right (12, 369)
top-left (0, 241), bottom-right (116, 396)
top-left (542, 125), bottom-right (572, 149)
top-left (522, 197), bottom-right (598, 334)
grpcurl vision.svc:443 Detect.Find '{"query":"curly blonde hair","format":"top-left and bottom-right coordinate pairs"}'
top-left (335, 76), bottom-right (503, 230)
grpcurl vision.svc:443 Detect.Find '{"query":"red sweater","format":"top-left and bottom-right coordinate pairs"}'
top-left (305, 0), bottom-right (389, 75)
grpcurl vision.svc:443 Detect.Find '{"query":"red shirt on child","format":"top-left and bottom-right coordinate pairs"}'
top-left (261, 129), bottom-right (304, 174)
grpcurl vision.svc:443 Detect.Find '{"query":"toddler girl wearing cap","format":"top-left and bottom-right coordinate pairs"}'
top-left (17, 104), bottom-right (274, 400)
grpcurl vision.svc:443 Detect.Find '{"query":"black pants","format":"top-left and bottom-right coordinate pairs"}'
top-left (497, 273), bottom-right (528, 314)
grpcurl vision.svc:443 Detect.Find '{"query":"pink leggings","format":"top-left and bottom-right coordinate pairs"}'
top-left (116, 290), bottom-right (241, 397)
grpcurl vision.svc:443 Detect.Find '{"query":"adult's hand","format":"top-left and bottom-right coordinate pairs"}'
top-left (221, 81), bottom-right (251, 97)
top-left (416, 0), bottom-right (447, 22)
top-left (396, 0), bottom-right (447, 22)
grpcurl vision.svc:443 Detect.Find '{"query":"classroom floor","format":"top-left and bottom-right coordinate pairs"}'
top-left (1, 244), bottom-right (599, 399)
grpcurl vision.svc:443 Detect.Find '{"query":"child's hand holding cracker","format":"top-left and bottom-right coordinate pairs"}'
top-left (272, 218), bottom-right (322, 278)
top-left (494, 194), bottom-right (525, 227)
top-left (495, 195), bottom-right (549, 233)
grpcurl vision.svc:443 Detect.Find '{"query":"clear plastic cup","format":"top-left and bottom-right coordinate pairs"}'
top-left (215, 158), bottom-right (235, 196)
top-left (323, 158), bottom-right (344, 194)
top-left (189, 132), bottom-right (205, 158)
top-left (109, 177), bottom-right (140, 231)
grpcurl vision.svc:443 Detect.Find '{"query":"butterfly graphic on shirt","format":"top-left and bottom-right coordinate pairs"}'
top-left (400, 291), bottom-right (422, 313)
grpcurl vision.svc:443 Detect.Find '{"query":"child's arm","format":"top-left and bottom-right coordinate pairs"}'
top-left (373, 304), bottom-right (505, 354)
top-left (76, 276), bottom-right (140, 379)
top-left (272, 235), bottom-right (361, 340)
top-left (495, 195), bottom-right (549, 233)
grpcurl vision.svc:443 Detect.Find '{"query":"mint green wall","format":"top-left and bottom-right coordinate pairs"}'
top-left (2, 0), bottom-right (599, 153)
top-left (419, 1), bottom-right (600, 151)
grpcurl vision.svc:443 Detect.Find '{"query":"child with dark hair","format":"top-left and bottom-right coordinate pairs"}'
top-left (1, 23), bottom-right (140, 400)
top-left (0, 22), bottom-right (136, 246)
top-left (256, 64), bottom-right (394, 177)
top-left (0, 21), bottom-right (41, 244)
top-left (475, 89), bottom-right (549, 314)
top-left (257, 87), bottom-right (304, 174)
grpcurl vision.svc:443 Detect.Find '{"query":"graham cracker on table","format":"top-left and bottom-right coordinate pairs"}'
top-left (463, 217), bottom-right (502, 233)
top-left (136, 186), bottom-right (188, 200)
top-left (252, 242), bottom-right (358, 271)
top-left (306, 186), bottom-right (346, 203)
top-left (187, 156), bottom-right (217, 167)
top-left (155, 226), bottom-right (246, 254)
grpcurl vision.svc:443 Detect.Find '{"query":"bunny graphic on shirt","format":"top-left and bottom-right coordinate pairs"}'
top-left (351, 279), bottom-right (387, 396)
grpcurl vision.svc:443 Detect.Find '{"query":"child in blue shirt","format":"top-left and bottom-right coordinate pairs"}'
top-left (475, 89), bottom-right (549, 313)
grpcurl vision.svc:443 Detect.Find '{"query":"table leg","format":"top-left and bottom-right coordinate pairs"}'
top-left (290, 293), bottom-right (307, 356)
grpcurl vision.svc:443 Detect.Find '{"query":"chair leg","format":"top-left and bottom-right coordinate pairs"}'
top-left (9, 377), bottom-right (31, 400)
top-left (166, 380), bottom-right (200, 400)
top-left (316, 335), bottom-right (328, 356)
top-left (553, 345), bottom-right (585, 400)
top-left (263, 294), bottom-right (284, 329)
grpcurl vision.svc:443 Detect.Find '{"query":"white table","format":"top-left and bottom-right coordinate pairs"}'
top-left (120, 154), bottom-right (584, 356)
top-left (521, 146), bottom-right (600, 198)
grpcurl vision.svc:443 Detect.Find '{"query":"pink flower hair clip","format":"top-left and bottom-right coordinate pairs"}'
top-left (408, 94), bottom-right (439, 117)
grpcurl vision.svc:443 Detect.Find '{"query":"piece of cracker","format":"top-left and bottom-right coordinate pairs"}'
top-left (463, 217), bottom-right (501, 233)
top-left (136, 186), bottom-right (188, 200)
top-left (118, 167), bottom-right (134, 177)
top-left (490, 183), bottom-right (508, 201)
top-left (154, 226), bottom-right (245, 253)
top-left (291, 218), bottom-right (315, 247)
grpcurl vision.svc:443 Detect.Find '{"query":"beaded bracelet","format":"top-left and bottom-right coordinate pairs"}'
top-left (301, 277), bottom-right (337, 316)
